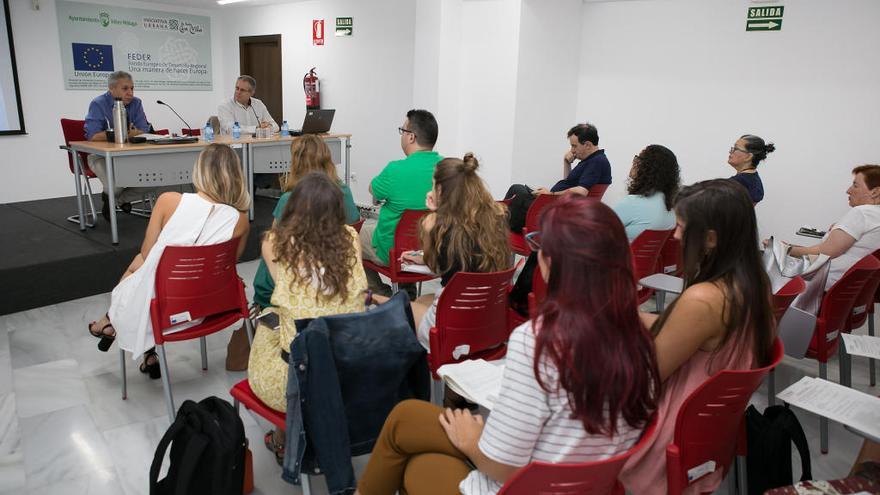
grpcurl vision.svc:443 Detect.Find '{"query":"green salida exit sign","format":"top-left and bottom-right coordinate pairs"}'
top-left (746, 5), bottom-right (784, 31)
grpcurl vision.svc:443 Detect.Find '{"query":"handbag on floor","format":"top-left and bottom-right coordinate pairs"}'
top-left (226, 304), bottom-right (258, 371)
top-left (745, 404), bottom-right (812, 495)
top-left (150, 397), bottom-right (247, 495)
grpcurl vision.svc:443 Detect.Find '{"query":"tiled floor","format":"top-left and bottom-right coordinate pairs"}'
top-left (0, 259), bottom-right (874, 494)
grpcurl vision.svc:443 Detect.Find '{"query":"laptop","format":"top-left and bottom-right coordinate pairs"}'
top-left (295, 109), bottom-right (335, 135)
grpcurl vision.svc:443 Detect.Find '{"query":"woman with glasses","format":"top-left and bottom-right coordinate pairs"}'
top-left (355, 196), bottom-right (660, 495)
top-left (612, 144), bottom-right (681, 241)
top-left (373, 153), bottom-right (511, 351)
top-left (620, 179), bottom-right (775, 494)
top-left (728, 134), bottom-right (775, 204)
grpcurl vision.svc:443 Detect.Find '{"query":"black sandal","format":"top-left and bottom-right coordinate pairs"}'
top-left (264, 430), bottom-right (284, 466)
top-left (139, 349), bottom-right (161, 380)
top-left (88, 317), bottom-right (116, 352)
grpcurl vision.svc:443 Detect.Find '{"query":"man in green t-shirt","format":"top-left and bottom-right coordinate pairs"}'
top-left (359, 109), bottom-right (442, 296)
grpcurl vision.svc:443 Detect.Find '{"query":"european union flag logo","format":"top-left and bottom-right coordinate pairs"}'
top-left (72, 43), bottom-right (114, 72)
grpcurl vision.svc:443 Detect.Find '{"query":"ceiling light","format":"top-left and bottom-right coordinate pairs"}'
top-left (217, 0), bottom-right (250, 5)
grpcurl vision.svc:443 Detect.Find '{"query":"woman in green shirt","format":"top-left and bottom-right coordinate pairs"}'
top-left (252, 135), bottom-right (360, 309)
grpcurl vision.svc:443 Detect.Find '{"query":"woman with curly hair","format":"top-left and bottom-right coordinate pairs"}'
top-left (248, 172), bottom-right (367, 464)
top-left (376, 153), bottom-right (511, 350)
top-left (612, 144), bottom-right (681, 240)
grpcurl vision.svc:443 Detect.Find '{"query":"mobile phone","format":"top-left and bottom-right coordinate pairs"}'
top-left (256, 311), bottom-right (280, 330)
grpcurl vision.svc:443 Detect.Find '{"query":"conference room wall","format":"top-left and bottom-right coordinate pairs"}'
top-left (215, 0), bottom-right (417, 205)
top-left (572, 0), bottom-right (880, 242)
top-left (1, 0), bottom-right (227, 204)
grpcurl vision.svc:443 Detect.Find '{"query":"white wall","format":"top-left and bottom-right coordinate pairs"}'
top-left (1, 0), bottom-right (226, 203)
top-left (576, 0), bottom-right (880, 240)
top-left (510, 0), bottom-right (582, 191)
top-left (216, 0), bottom-right (417, 204)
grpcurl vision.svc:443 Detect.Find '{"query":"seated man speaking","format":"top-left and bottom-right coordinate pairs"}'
top-left (505, 122), bottom-right (611, 231)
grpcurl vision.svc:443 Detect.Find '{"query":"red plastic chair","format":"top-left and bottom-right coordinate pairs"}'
top-left (804, 253), bottom-right (880, 453)
top-left (349, 217), bottom-right (365, 233)
top-left (666, 338), bottom-right (784, 495)
top-left (120, 237), bottom-right (254, 421)
top-left (658, 236), bottom-right (683, 276)
top-left (587, 183), bottom-right (609, 200)
top-left (362, 209), bottom-right (437, 293)
top-left (509, 194), bottom-right (558, 257)
top-left (60, 118), bottom-right (99, 228)
top-left (428, 269), bottom-right (516, 401)
top-left (528, 263), bottom-right (547, 318)
top-left (846, 249), bottom-right (880, 388)
top-left (631, 229), bottom-right (674, 304)
top-left (231, 379), bottom-right (285, 429)
top-left (498, 418), bottom-right (658, 495)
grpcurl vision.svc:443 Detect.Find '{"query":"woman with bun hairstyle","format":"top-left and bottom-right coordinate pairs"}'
top-left (355, 196), bottom-right (660, 495)
top-left (374, 153), bottom-right (511, 350)
top-left (727, 134), bottom-right (775, 204)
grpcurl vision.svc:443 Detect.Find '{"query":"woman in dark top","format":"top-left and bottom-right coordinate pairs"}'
top-left (374, 153), bottom-right (511, 351)
top-left (728, 134), bottom-right (775, 204)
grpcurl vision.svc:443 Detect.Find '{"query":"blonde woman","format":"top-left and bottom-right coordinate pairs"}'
top-left (249, 172), bottom-right (368, 464)
top-left (251, 135), bottom-right (360, 310)
top-left (87, 144), bottom-right (250, 378)
top-left (375, 154), bottom-right (511, 350)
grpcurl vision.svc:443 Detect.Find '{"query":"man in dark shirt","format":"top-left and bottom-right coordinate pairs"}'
top-left (505, 123), bottom-right (612, 231)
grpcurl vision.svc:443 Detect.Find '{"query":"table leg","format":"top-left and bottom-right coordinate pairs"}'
top-left (71, 150), bottom-right (86, 231)
top-left (245, 143), bottom-right (254, 221)
top-left (107, 153), bottom-right (119, 245)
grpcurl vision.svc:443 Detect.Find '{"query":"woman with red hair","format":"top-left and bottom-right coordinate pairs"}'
top-left (354, 196), bottom-right (660, 495)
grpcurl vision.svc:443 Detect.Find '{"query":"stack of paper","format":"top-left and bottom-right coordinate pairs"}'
top-left (401, 263), bottom-right (435, 275)
top-left (777, 376), bottom-right (880, 441)
top-left (436, 359), bottom-right (505, 410)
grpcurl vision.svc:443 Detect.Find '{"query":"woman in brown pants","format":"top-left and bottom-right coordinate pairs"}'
top-left (356, 196), bottom-right (661, 495)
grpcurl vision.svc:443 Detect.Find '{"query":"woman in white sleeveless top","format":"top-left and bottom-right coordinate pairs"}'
top-left (87, 144), bottom-right (250, 378)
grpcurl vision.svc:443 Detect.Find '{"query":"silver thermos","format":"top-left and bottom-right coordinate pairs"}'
top-left (112, 98), bottom-right (128, 144)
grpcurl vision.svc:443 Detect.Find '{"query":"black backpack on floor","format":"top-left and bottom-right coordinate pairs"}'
top-left (745, 404), bottom-right (812, 495)
top-left (150, 396), bottom-right (247, 495)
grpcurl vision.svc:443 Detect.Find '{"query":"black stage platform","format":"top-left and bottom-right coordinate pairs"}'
top-left (0, 194), bottom-right (274, 315)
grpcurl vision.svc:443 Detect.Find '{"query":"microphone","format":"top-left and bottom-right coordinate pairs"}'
top-left (156, 100), bottom-right (194, 135)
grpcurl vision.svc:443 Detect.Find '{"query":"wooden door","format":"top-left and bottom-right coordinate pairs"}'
top-left (239, 35), bottom-right (283, 124)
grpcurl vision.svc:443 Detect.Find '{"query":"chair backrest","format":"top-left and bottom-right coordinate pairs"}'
top-left (60, 118), bottom-right (94, 176)
top-left (498, 418), bottom-right (658, 495)
top-left (150, 237), bottom-right (246, 345)
top-left (631, 229), bottom-right (674, 281)
top-left (587, 183), bottom-right (609, 200)
top-left (812, 254), bottom-right (880, 361)
top-left (528, 263), bottom-right (547, 318)
top-left (389, 209), bottom-right (429, 262)
top-left (429, 269), bottom-right (516, 375)
top-left (771, 276), bottom-right (806, 323)
top-left (658, 236), bottom-right (682, 276)
top-left (849, 249), bottom-right (880, 329)
top-left (523, 194), bottom-right (559, 234)
top-left (349, 217), bottom-right (365, 233)
top-left (666, 338), bottom-right (784, 495)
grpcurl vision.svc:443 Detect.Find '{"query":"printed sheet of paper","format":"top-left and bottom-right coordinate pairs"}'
top-left (777, 376), bottom-right (880, 441)
top-left (401, 263), bottom-right (435, 275)
top-left (841, 333), bottom-right (880, 360)
top-left (437, 359), bottom-right (504, 410)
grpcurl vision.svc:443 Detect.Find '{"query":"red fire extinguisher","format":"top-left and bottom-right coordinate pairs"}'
top-left (303, 67), bottom-right (320, 110)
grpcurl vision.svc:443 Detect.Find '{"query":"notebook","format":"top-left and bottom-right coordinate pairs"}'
top-left (436, 359), bottom-right (505, 410)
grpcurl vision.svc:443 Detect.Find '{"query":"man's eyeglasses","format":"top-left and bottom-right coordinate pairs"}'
top-left (729, 146), bottom-right (749, 154)
top-left (398, 127), bottom-right (417, 138)
top-left (525, 231), bottom-right (541, 252)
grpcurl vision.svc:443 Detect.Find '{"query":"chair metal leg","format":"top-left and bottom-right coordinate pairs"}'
top-left (83, 178), bottom-right (97, 225)
top-left (735, 455), bottom-right (748, 495)
top-left (430, 379), bottom-right (444, 406)
top-left (727, 463), bottom-right (738, 495)
top-left (157, 345), bottom-right (176, 422)
top-left (870, 315), bottom-right (876, 387)
top-left (67, 154), bottom-right (96, 228)
top-left (391, 282), bottom-right (399, 294)
top-left (302, 474), bottom-right (312, 495)
top-left (120, 349), bottom-right (127, 400)
top-left (245, 317), bottom-right (254, 347)
top-left (234, 398), bottom-right (240, 414)
top-left (819, 362), bottom-right (828, 454)
top-left (200, 336), bottom-right (208, 371)
top-left (767, 368), bottom-right (776, 406)
top-left (838, 343), bottom-right (851, 388)
top-left (656, 290), bottom-right (666, 313)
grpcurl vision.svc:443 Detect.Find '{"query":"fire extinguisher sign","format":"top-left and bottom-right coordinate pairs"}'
top-left (313, 19), bottom-right (324, 46)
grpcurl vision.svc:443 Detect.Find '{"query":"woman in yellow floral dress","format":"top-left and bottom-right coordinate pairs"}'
top-left (248, 172), bottom-right (367, 463)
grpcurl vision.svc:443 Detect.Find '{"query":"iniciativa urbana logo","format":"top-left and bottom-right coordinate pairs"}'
top-left (99, 11), bottom-right (110, 27)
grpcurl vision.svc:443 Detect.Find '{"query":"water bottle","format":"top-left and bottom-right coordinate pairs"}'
top-left (232, 121), bottom-right (241, 139)
top-left (112, 98), bottom-right (127, 144)
top-left (204, 120), bottom-right (214, 142)
top-left (280, 120), bottom-right (289, 137)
